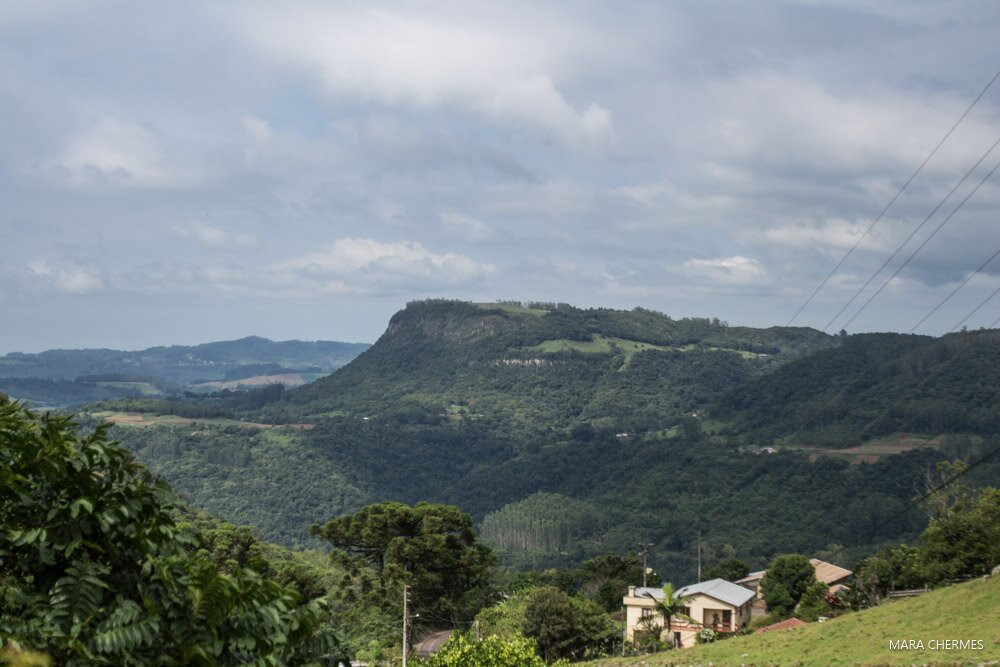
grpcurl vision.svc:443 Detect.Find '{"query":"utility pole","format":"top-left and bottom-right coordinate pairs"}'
top-left (639, 542), bottom-right (653, 587)
top-left (697, 529), bottom-right (702, 581)
top-left (402, 584), bottom-right (410, 667)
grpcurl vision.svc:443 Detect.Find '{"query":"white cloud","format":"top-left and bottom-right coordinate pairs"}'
top-left (173, 222), bottom-right (258, 249)
top-left (682, 256), bottom-right (771, 286)
top-left (234, 4), bottom-right (615, 150)
top-left (762, 218), bottom-right (895, 255)
top-left (439, 211), bottom-right (493, 242)
top-left (44, 117), bottom-right (195, 189)
top-left (270, 237), bottom-right (494, 294)
top-left (683, 71), bottom-right (997, 175)
top-left (25, 260), bottom-right (104, 294)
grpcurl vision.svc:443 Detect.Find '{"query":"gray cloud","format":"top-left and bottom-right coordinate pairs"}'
top-left (1, 1), bottom-right (1000, 350)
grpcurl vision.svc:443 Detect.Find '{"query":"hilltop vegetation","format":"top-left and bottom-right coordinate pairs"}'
top-left (715, 330), bottom-right (1000, 447)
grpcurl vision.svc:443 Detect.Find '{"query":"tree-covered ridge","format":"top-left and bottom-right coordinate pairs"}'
top-left (284, 299), bottom-right (832, 432)
top-left (0, 397), bottom-right (348, 665)
top-left (0, 337), bottom-right (370, 409)
top-left (714, 329), bottom-right (1000, 447)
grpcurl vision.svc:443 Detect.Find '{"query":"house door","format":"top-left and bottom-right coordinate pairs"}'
top-left (673, 632), bottom-right (681, 648)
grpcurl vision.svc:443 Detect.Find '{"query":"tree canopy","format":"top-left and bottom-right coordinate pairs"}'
top-left (312, 501), bottom-right (497, 627)
top-left (0, 397), bottom-right (346, 665)
top-left (761, 554), bottom-right (817, 618)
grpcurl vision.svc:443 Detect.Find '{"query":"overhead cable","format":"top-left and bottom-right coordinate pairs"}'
top-left (837, 156), bottom-right (1000, 332)
top-left (786, 66), bottom-right (1000, 327)
top-left (823, 137), bottom-right (1000, 332)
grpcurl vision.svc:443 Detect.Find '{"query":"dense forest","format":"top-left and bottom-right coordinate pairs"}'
top-left (714, 330), bottom-right (1000, 446)
top-left (39, 300), bottom-right (1000, 583)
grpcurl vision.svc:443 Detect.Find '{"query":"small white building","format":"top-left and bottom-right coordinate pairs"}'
top-left (623, 578), bottom-right (755, 648)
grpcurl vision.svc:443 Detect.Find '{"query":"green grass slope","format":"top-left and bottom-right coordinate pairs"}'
top-left (588, 576), bottom-right (1000, 666)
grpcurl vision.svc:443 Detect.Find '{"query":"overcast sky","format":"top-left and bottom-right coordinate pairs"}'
top-left (2, 1), bottom-right (1000, 351)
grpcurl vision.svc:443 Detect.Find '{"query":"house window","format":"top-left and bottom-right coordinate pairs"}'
top-left (722, 610), bottom-right (732, 627)
top-left (641, 608), bottom-right (652, 617)
top-left (682, 606), bottom-right (690, 617)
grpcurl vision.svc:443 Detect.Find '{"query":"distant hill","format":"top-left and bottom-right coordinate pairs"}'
top-left (713, 330), bottom-right (1000, 447)
top-left (0, 336), bottom-right (369, 407)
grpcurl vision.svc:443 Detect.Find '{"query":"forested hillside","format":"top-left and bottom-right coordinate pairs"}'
top-left (713, 329), bottom-right (1000, 447)
top-left (87, 301), bottom-right (1000, 583)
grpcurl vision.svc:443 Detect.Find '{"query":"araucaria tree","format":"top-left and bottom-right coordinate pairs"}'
top-left (0, 396), bottom-right (347, 665)
top-left (312, 501), bottom-right (497, 627)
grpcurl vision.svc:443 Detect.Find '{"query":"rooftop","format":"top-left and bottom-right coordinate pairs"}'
top-left (674, 578), bottom-right (756, 607)
top-left (629, 586), bottom-right (666, 600)
top-left (810, 558), bottom-right (852, 584)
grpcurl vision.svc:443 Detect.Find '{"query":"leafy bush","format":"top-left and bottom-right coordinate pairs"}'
top-left (419, 633), bottom-right (562, 667)
top-left (0, 397), bottom-right (347, 665)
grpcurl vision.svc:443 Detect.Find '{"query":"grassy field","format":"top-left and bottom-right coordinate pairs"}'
top-left (586, 575), bottom-right (1000, 666)
top-left (90, 411), bottom-right (314, 430)
top-left (789, 432), bottom-right (949, 463)
top-left (521, 335), bottom-right (762, 367)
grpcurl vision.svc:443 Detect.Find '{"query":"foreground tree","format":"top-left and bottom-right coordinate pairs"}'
top-left (0, 397), bottom-right (346, 665)
top-left (576, 553), bottom-right (645, 612)
top-left (795, 580), bottom-right (832, 621)
top-left (312, 501), bottom-right (497, 629)
top-left (850, 544), bottom-right (924, 607)
top-left (919, 463), bottom-right (1000, 584)
top-left (521, 586), bottom-right (618, 661)
top-left (761, 554), bottom-right (816, 618)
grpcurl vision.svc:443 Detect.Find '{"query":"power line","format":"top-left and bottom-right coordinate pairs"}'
top-left (786, 66), bottom-right (1000, 327)
top-left (951, 284), bottom-right (1000, 332)
top-left (908, 244), bottom-right (1000, 333)
top-left (822, 136), bottom-right (1000, 332)
top-left (837, 155), bottom-right (1000, 332)
top-left (821, 437), bottom-right (1000, 566)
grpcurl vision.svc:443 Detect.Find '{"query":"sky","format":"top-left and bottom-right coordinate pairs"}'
top-left (2, 1), bottom-right (1000, 352)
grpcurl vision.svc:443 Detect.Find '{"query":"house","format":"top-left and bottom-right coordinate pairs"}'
top-left (735, 558), bottom-right (852, 599)
top-left (623, 579), bottom-right (755, 648)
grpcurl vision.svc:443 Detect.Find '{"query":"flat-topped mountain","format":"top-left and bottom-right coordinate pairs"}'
top-left (285, 299), bottom-right (833, 431)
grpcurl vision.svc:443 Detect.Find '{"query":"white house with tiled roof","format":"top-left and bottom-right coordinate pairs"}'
top-left (623, 579), bottom-right (755, 649)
